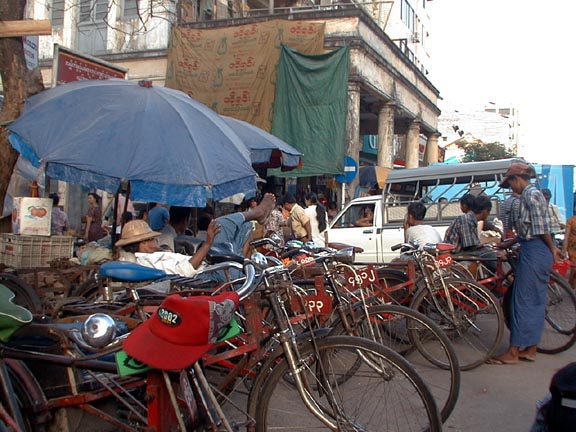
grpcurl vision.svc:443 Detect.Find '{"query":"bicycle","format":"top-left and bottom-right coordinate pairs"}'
top-left (450, 244), bottom-right (576, 354)
top-left (0, 281), bottom-right (251, 431)
top-left (251, 237), bottom-right (460, 423)
top-left (386, 242), bottom-right (505, 370)
top-left (19, 248), bottom-right (443, 431)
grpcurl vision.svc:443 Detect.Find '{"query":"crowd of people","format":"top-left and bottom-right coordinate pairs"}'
top-left (69, 190), bottom-right (334, 266)
top-left (55, 164), bottom-right (574, 370)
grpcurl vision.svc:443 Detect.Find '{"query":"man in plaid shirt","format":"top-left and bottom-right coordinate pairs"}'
top-left (488, 163), bottom-right (563, 365)
top-left (444, 194), bottom-right (497, 271)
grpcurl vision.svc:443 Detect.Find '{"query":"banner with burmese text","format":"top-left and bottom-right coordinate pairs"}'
top-left (165, 20), bottom-right (325, 131)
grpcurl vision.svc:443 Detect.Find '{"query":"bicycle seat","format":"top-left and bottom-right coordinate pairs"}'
top-left (327, 242), bottom-right (364, 253)
top-left (0, 284), bottom-right (33, 342)
top-left (436, 243), bottom-right (457, 252)
top-left (206, 242), bottom-right (245, 264)
top-left (99, 261), bottom-right (167, 282)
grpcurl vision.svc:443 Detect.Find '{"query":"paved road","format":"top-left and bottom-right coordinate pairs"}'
top-left (443, 330), bottom-right (576, 432)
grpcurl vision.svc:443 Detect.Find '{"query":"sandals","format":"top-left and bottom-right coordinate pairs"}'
top-left (485, 357), bottom-right (519, 365)
top-left (519, 347), bottom-right (537, 362)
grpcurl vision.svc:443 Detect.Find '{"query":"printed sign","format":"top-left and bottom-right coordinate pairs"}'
top-left (303, 295), bottom-right (333, 315)
top-left (437, 254), bottom-right (454, 268)
top-left (344, 265), bottom-right (379, 289)
top-left (165, 20), bottom-right (325, 131)
top-left (53, 44), bottom-right (127, 86)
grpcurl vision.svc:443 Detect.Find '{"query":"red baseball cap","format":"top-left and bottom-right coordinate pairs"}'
top-left (123, 291), bottom-right (239, 370)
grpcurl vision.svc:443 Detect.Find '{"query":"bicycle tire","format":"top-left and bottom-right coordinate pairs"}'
top-left (0, 359), bottom-right (48, 432)
top-left (329, 303), bottom-right (460, 423)
top-left (376, 267), bottom-right (413, 304)
top-left (249, 335), bottom-right (441, 432)
top-left (410, 278), bottom-right (504, 370)
top-left (537, 271), bottom-right (576, 354)
top-left (0, 273), bottom-right (42, 314)
top-left (69, 275), bottom-right (100, 300)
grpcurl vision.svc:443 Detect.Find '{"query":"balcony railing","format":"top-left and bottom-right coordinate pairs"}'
top-left (189, 1), bottom-right (394, 32)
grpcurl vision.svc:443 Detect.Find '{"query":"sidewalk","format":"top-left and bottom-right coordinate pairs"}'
top-left (443, 333), bottom-right (576, 431)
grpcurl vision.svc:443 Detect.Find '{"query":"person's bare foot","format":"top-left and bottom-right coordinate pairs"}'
top-left (244, 193), bottom-right (276, 224)
top-left (519, 345), bottom-right (537, 361)
top-left (486, 346), bottom-right (519, 365)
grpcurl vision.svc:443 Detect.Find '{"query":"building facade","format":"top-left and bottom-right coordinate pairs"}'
top-left (24, 0), bottom-right (441, 202)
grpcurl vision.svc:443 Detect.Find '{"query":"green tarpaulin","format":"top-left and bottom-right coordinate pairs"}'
top-left (270, 44), bottom-right (350, 177)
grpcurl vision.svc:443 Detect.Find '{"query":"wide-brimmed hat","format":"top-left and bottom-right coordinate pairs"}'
top-left (123, 292), bottom-right (239, 370)
top-left (499, 162), bottom-right (535, 188)
top-left (115, 219), bottom-right (161, 247)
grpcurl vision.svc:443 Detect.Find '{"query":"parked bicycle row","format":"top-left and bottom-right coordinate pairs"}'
top-left (0, 237), bottom-right (451, 431)
top-left (0, 209), bottom-right (573, 429)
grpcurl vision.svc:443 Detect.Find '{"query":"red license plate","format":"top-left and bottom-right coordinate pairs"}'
top-left (344, 265), bottom-right (378, 289)
top-left (437, 254), bottom-right (454, 268)
top-left (303, 295), bottom-right (332, 315)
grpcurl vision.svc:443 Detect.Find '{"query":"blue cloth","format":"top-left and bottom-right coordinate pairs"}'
top-left (148, 206), bottom-right (170, 231)
top-left (509, 238), bottom-right (553, 347)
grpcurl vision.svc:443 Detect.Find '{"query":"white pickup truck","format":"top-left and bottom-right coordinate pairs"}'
top-left (325, 159), bottom-right (522, 263)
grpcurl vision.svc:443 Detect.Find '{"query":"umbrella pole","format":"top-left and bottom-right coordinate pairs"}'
top-left (110, 191), bottom-right (120, 249)
top-left (192, 207), bottom-right (198, 237)
top-left (111, 182), bottom-right (132, 250)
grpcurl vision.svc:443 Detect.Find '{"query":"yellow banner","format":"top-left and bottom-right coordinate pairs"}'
top-left (165, 20), bottom-right (325, 131)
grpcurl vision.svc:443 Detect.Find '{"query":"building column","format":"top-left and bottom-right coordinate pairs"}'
top-left (405, 120), bottom-right (420, 169)
top-left (424, 133), bottom-right (440, 166)
top-left (343, 81), bottom-right (361, 204)
top-left (377, 102), bottom-right (395, 169)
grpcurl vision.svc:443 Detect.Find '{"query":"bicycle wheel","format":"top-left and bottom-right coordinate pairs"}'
top-left (538, 271), bottom-right (576, 354)
top-left (330, 303), bottom-right (460, 423)
top-left (69, 275), bottom-right (100, 300)
top-left (410, 278), bottom-right (504, 370)
top-left (250, 335), bottom-right (441, 432)
top-left (0, 359), bottom-right (48, 432)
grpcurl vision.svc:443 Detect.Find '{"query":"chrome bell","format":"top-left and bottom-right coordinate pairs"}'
top-left (251, 251), bottom-right (269, 270)
top-left (82, 313), bottom-right (117, 348)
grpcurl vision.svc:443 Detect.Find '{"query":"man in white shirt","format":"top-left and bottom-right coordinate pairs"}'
top-left (404, 202), bottom-right (442, 247)
top-left (116, 193), bottom-right (275, 278)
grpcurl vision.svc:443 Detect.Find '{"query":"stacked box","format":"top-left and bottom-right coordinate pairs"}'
top-left (11, 197), bottom-right (53, 236)
top-left (0, 234), bottom-right (74, 268)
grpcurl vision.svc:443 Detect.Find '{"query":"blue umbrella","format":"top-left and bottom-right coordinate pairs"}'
top-left (8, 79), bottom-right (257, 207)
top-left (220, 115), bottom-right (303, 170)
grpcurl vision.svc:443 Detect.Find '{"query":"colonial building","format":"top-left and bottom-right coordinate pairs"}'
top-left (22, 0), bottom-right (441, 202)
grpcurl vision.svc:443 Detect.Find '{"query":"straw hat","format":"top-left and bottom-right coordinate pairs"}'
top-left (115, 220), bottom-right (161, 247)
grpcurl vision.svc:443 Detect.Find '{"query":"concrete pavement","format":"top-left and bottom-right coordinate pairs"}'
top-left (443, 331), bottom-right (576, 431)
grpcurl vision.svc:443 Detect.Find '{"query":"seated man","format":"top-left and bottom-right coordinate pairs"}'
top-left (444, 195), bottom-right (497, 271)
top-left (354, 205), bottom-right (374, 227)
top-left (404, 202), bottom-right (442, 247)
top-left (157, 206), bottom-right (198, 254)
top-left (116, 193), bottom-right (275, 278)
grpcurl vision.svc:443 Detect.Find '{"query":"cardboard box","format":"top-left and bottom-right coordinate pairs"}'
top-left (11, 197), bottom-right (53, 236)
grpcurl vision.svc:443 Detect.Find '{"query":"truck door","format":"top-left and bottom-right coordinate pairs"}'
top-left (325, 201), bottom-right (381, 263)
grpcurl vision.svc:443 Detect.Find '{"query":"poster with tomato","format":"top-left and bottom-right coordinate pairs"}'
top-left (12, 197), bottom-right (52, 236)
